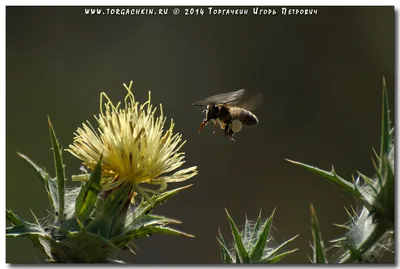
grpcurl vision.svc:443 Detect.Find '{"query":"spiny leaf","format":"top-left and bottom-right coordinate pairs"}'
top-left (266, 234), bottom-right (299, 261)
top-left (45, 175), bottom-right (59, 214)
top-left (6, 209), bottom-right (23, 226)
top-left (125, 242), bottom-right (138, 255)
top-left (376, 154), bottom-right (395, 227)
top-left (6, 224), bottom-right (47, 237)
top-left (217, 228), bottom-right (234, 263)
top-left (110, 207), bottom-right (132, 238)
top-left (103, 184), bottom-right (132, 219)
top-left (217, 238), bottom-right (234, 263)
top-left (87, 183), bottom-right (132, 237)
top-left (126, 184), bottom-right (192, 227)
top-left (48, 117), bottom-right (65, 221)
top-left (75, 156), bottom-right (102, 223)
top-left (251, 210), bottom-right (263, 243)
top-left (263, 248), bottom-right (299, 263)
top-left (286, 159), bottom-right (361, 199)
top-left (385, 155), bottom-right (394, 226)
top-left (372, 147), bottom-right (381, 164)
top-left (111, 225), bottom-right (194, 246)
top-left (146, 226), bottom-right (195, 238)
top-left (380, 76), bottom-right (391, 171)
top-left (6, 210), bottom-right (44, 235)
top-left (17, 152), bottom-right (58, 211)
top-left (234, 249), bottom-right (241, 263)
top-left (225, 209), bottom-right (249, 263)
top-left (126, 214), bottom-right (181, 231)
top-left (17, 152), bottom-right (48, 184)
top-left (6, 209), bottom-right (49, 254)
top-left (244, 214), bottom-right (250, 243)
top-left (332, 223), bottom-right (351, 230)
top-left (330, 236), bottom-right (347, 245)
top-left (29, 209), bottom-right (41, 226)
top-left (249, 208), bottom-right (275, 261)
top-left (356, 171), bottom-right (375, 187)
top-left (106, 259), bottom-right (126, 264)
top-left (310, 204), bottom-right (327, 263)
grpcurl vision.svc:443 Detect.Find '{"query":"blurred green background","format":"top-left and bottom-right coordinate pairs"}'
top-left (6, 6), bottom-right (394, 263)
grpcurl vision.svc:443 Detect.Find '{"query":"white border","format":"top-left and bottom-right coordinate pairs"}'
top-left (1, 2), bottom-right (398, 269)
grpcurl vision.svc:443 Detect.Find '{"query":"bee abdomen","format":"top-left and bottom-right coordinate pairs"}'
top-left (240, 109), bottom-right (258, 126)
top-left (245, 112), bottom-right (258, 126)
top-left (229, 107), bottom-right (259, 126)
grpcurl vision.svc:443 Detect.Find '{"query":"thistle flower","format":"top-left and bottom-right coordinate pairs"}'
top-left (6, 81), bottom-right (197, 263)
top-left (67, 81), bottom-right (198, 199)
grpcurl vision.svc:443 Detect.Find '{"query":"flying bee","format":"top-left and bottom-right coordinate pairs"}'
top-left (192, 89), bottom-right (262, 142)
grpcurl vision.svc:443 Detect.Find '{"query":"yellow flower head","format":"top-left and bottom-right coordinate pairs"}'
top-left (67, 81), bottom-right (198, 194)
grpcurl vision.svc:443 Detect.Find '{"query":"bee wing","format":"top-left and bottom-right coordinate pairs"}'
top-left (237, 93), bottom-right (263, 112)
top-left (192, 89), bottom-right (246, 107)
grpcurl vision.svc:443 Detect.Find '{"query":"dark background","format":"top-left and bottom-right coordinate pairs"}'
top-left (6, 6), bottom-right (394, 263)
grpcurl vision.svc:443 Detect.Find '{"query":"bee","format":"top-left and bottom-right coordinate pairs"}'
top-left (192, 89), bottom-right (262, 142)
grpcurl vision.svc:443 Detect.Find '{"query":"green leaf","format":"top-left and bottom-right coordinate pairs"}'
top-left (374, 154), bottom-right (395, 227)
top-left (126, 184), bottom-right (192, 227)
top-left (45, 175), bottom-right (59, 214)
top-left (127, 214), bottom-right (181, 231)
top-left (263, 248), bottom-right (299, 263)
top-left (110, 208), bottom-right (130, 238)
top-left (243, 214), bottom-right (250, 242)
top-left (103, 184), bottom-right (131, 220)
top-left (286, 159), bottom-right (361, 199)
top-left (17, 152), bottom-right (58, 212)
top-left (75, 156), bottom-right (102, 223)
top-left (106, 259), bottom-right (126, 264)
top-left (48, 230), bottom-right (118, 263)
top-left (384, 154), bottom-right (394, 226)
top-left (6, 209), bottom-right (49, 254)
top-left (356, 171), bottom-right (375, 187)
top-left (86, 183), bottom-right (132, 237)
top-left (111, 225), bottom-right (194, 246)
top-left (17, 152), bottom-right (48, 184)
top-left (225, 209), bottom-right (249, 263)
top-left (217, 237), bottom-right (234, 263)
top-left (6, 210), bottom-right (45, 236)
top-left (251, 210), bottom-right (263, 243)
top-left (380, 76), bottom-right (391, 171)
top-left (217, 227), bottom-right (234, 263)
top-left (234, 248), bottom-right (241, 263)
top-left (143, 226), bottom-right (195, 238)
top-left (249, 208), bottom-right (275, 262)
top-left (6, 209), bottom-right (23, 226)
top-left (310, 204), bottom-right (327, 263)
top-left (266, 234), bottom-right (299, 261)
top-left (48, 117), bottom-right (66, 221)
top-left (6, 224), bottom-right (47, 237)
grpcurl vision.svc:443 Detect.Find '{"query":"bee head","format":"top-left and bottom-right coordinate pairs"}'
top-left (197, 104), bottom-right (220, 134)
top-left (205, 104), bottom-right (220, 121)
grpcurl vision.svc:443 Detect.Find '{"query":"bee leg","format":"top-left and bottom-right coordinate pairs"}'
top-left (213, 121), bottom-right (218, 134)
top-left (228, 129), bottom-right (235, 142)
top-left (223, 124), bottom-right (235, 142)
top-left (224, 124), bottom-right (230, 136)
